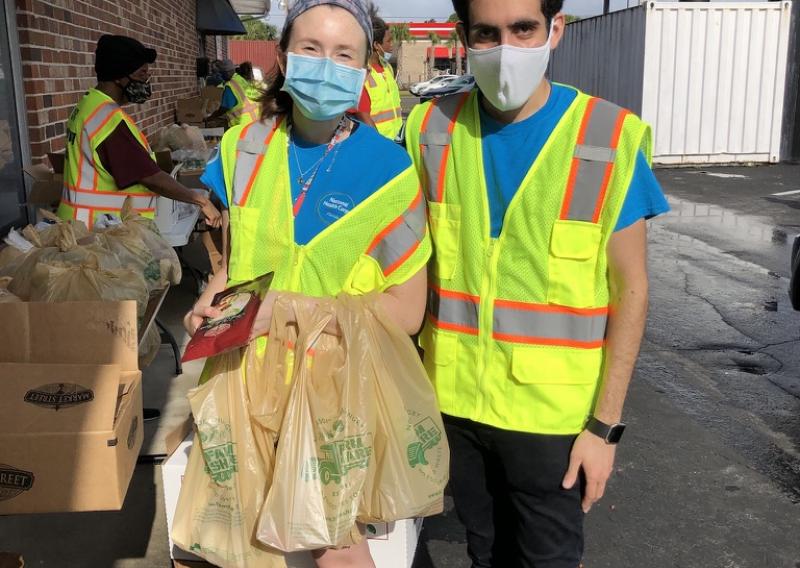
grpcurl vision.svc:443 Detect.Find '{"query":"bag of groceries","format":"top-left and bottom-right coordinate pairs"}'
top-left (5, 224), bottom-right (121, 300)
top-left (0, 277), bottom-right (20, 303)
top-left (347, 294), bottom-right (448, 522)
top-left (117, 198), bottom-right (182, 287)
top-left (28, 255), bottom-right (149, 317)
top-left (257, 297), bottom-right (368, 552)
top-left (171, 351), bottom-right (287, 568)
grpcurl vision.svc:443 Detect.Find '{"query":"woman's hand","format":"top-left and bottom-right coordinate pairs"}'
top-left (183, 304), bottom-right (223, 336)
top-left (248, 290), bottom-right (278, 341)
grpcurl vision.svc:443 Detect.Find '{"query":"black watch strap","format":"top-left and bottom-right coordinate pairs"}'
top-left (585, 416), bottom-right (626, 445)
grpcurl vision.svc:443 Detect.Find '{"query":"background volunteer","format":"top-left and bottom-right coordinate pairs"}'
top-left (188, 1), bottom-right (431, 566)
top-left (350, 10), bottom-right (403, 140)
top-left (206, 59), bottom-right (260, 127)
top-left (404, 0), bottom-right (669, 566)
top-left (56, 34), bottom-right (221, 229)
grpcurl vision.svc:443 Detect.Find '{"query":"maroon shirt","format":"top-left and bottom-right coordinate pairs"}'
top-left (96, 122), bottom-right (160, 189)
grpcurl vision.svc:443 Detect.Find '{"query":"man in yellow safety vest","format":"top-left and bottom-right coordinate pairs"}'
top-left (56, 34), bottom-right (221, 229)
top-left (405, 0), bottom-right (669, 565)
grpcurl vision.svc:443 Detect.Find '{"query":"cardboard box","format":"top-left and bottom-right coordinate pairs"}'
top-left (177, 97), bottom-right (206, 125)
top-left (162, 431), bottom-right (422, 568)
top-left (24, 164), bottom-right (62, 206)
top-left (177, 168), bottom-right (206, 191)
top-left (0, 301), bottom-right (143, 515)
top-left (200, 86), bottom-right (223, 111)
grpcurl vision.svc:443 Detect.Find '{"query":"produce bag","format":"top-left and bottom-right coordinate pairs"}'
top-left (257, 297), bottom-right (370, 552)
top-left (5, 224), bottom-right (121, 300)
top-left (28, 210), bottom-right (91, 247)
top-left (348, 294), bottom-right (448, 522)
top-left (93, 224), bottom-right (160, 294)
top-left (0, 277), bottom-right (20, 303)
top-left (171, 351), bottom-right (286, 568)
top-left (27, 255), bottom-right (149, 318)
top-left (117, 198), bottom-right (182, 286)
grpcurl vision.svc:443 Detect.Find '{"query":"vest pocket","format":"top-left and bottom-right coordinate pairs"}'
top-left (419, 325), bottom-right (459, 411)
top-left (510, 345), bottom-right (602, 433)
top-left (547, 220), bottom-right (602, 308)
top-left (343, 254), bottom-right (388, 295)
top-left (428, 202), bottom-right (461, 281)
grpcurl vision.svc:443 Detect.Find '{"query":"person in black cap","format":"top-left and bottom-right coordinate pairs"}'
top-left (56, 34), bottom-right (221, 230)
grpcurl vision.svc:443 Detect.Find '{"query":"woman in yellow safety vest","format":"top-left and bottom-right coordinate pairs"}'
top-left (185, 1), bottom-right (430, 566)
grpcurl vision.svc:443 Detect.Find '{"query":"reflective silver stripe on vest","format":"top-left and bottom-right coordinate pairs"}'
top-left (493, 304), bottom-right (607, 345)
top-left (77, 103), bottom-right (119, 190)
top-left (367, 74), bottom-right (378, 88)
top-left (63, 187), bottom-right (156, 210)
top-left (232, 120), bottom-right (274, 206)
top-left (367, 192), bottom-right (427, 275)
top-left (419, 94), bottom-right (467, 202)
top-left (372, 109), bottom-right (400, 123)
top-left (566, 99), bottom-right (625, 221)
top-left (428, 287), bottom-right (479, 332)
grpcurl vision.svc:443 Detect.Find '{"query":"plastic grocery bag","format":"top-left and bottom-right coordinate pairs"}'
top-left (171, 350), bottom-right (287, 568)
top-left (93, 223), bottom-right (161, 294)
top-left (118, 198), bottom-right (182, 287)
top-left (28, 255), bottom-right (149, 317)
top-left (257, 297), bottom-right (369, 552)
top-left (0, 277), bottom-right (20, 303)
top-left (348, 294), bottom-right (449, 522)
top-left (5, 224), bottom-right (122, 301)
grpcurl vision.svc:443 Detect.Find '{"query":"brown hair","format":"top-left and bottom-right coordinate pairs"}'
top-left (259, 24), bottom-right (294, 120)
top-left (451, 0), bottom-right (564, 39)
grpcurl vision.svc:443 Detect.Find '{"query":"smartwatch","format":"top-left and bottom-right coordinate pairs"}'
top-left (585, 416), bottom-right (626, 445)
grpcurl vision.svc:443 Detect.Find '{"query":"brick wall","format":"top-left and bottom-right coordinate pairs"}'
top-left (16, 0), bottom-right (203, 164)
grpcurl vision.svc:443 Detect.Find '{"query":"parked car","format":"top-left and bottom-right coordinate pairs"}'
top-left (409, 75), bottom-right (457, 97)
top-left (424, 74), bottom-right (476, 98)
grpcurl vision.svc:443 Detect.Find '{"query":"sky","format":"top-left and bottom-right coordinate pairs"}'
top-left (263, 0), bottom-right (766, 29)
top-left (264, 0), bottom-right (656, 29)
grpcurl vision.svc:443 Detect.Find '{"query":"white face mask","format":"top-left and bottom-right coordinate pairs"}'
top-left (467, 24), bottom-right (553, 112)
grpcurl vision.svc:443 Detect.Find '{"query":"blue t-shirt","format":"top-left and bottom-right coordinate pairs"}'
top-left (200, 123), bottom-right (411, 245)
top-left (219, 86), bottom-right (237, 111)
top-left (480, 83), bottom-right (669, 238)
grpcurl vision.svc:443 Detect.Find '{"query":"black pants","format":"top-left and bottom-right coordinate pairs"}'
top-left (444, 415), bottom-right (584, 568)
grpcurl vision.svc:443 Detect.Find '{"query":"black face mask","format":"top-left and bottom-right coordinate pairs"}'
top-left (123, 76), bottom-right (152, 104)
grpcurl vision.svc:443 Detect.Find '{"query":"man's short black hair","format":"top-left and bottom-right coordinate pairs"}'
top-left (452, 0), bottom-right (564, 32)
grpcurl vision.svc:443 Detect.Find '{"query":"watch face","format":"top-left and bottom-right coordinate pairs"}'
top-left (606, 424), bottom-right (625, 444)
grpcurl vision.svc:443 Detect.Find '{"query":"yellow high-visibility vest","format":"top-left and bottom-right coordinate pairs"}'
top-left (219, 118), bottom-right (431, 296)
top-left (406, 88), bottom-right (652, 434)
top-left (57, 88), bottom-right (156, 228)
top-left (226, 73), bottom-right (260, 128)
top-left (365, 61), bottom-right (403, 140)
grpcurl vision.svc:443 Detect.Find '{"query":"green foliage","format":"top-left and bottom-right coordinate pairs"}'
top-left (241, 18), bottom-right (278, 40)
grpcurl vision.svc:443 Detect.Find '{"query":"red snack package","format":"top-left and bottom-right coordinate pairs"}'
top-left (182, 272), bottom-right (274, 362)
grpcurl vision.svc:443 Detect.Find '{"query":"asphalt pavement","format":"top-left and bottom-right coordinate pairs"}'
top-left (2, 163), bottom-right (799, 568)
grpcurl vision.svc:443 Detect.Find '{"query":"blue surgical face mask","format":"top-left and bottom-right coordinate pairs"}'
top-left (281, 53), bottom-right (367, 122)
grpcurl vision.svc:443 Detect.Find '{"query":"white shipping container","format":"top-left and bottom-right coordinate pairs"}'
top-left (551, 2), bottom-right (794, 164)
top-left (642, 2), bottom-right (793, 164)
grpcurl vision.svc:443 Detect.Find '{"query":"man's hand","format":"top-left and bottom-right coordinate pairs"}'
top-left (561, 429), bottom-right (617, 513)
top-left (200, 197), bottom-right (222, 228)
